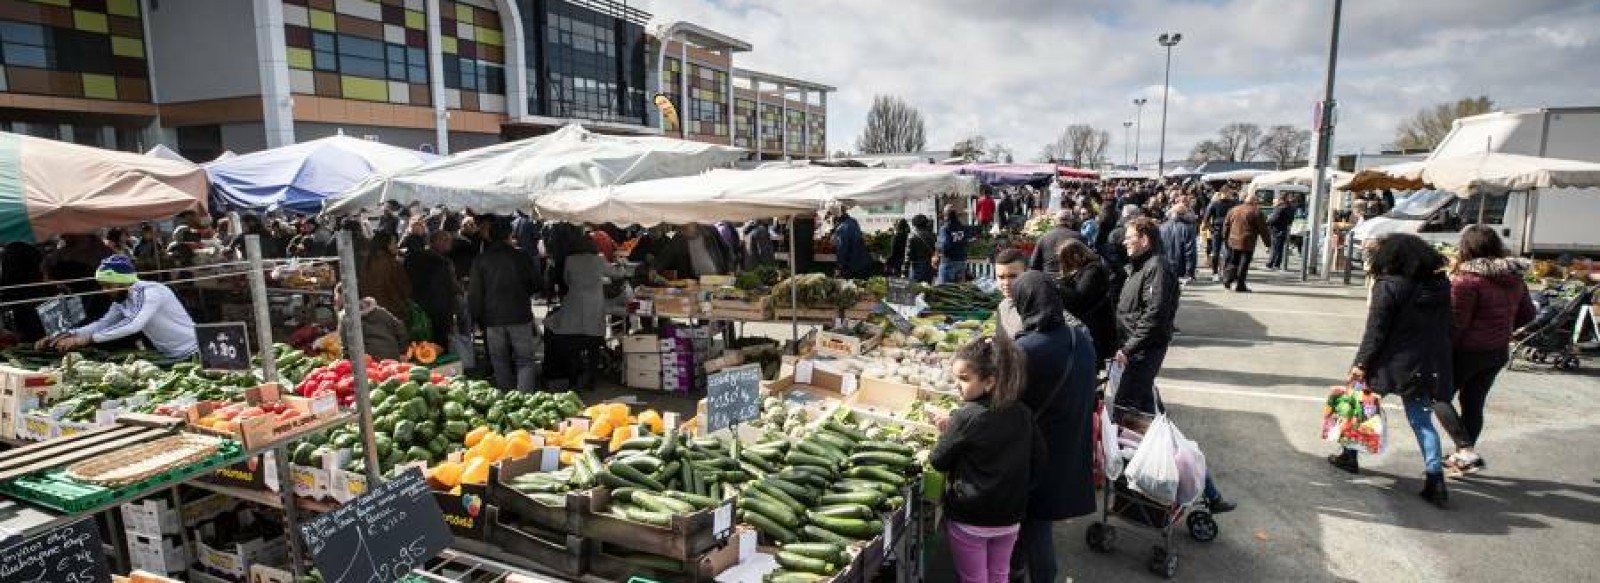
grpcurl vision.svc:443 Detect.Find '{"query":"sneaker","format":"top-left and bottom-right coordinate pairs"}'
top-left (1455, 453), bottom-right (1486, 475)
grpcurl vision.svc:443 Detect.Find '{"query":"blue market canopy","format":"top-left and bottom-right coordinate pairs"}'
top-left (205, 135), bottom-right (435, 213)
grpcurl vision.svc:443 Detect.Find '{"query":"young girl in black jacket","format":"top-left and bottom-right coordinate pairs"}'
top-left (929, 335), bottom-right (1044, 583)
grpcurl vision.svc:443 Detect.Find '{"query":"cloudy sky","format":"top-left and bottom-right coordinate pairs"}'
top-left (642, 0), bottom-right (1600, 164)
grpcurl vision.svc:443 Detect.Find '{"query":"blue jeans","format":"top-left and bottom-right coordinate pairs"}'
top-left (937, 260), bottom-right (968, 284)
top-left (909, 261), bottom-right (933, 284)
top-left (485, 323), bottom-right (539, 391)
top-left (1017, 519), bottom-right (1055, 583)
top-left (1267, 230), bottom-right (1290, 268)
top-left (1404, 396), bottom-right (1445, 475)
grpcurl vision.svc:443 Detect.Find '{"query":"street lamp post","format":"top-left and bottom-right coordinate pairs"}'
top-left (1122, 121), bottom-right (1133, 167)
top-left (1156, 33), bottom-right (1182, 179)
top-left (1133, 98), bottom-right (1147, 168)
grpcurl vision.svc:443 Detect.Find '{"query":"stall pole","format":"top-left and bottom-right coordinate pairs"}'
top-left (787, 215), bottom-right (800, 350)
top-left (273, 441), bottom-right (307, 579)
top-left (337, 231), bottom-right (382, 483)
top-left (244, 236), bottom-right (278, 383)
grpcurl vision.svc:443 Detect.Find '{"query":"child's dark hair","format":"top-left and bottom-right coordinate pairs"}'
top-left (954, 334), bottom-right (1026, 408)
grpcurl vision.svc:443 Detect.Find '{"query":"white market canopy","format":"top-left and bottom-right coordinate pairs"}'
top-left (1200, 169), bottom-right (1273, 182)
top-left (1401, 153), bottom-right (1600, 196)
top-left (1247, 166), bottom-right (1353, 190)
top-left (326, 124), bottom-right (746, 215)
top-left (532, 167), bottom-right (963, 226)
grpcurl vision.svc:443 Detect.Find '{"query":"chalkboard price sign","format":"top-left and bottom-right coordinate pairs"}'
top-left (35, 296), bottom-right (85, 337)
top-left (300, 468), bottom-right (452, 583)
top-left (196, 322), bottom-right (251, 371)
top-left (0, 518), bottom-right (111, 583)
top-left (885, 308), bottom-right (914, 335)
top-left (886, 278), bottom-right (917, 307)
top-left (704, 364), bottom-right (762, 434)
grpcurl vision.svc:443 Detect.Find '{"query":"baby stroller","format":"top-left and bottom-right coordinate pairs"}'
top-left (1086, 400), bottom-right (1218, 579)
top-left (1509, 282), bottom-right (1595, 371)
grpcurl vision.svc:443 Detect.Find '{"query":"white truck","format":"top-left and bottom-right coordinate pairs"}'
top-left (1352, 107), bottom-right (1600, 255)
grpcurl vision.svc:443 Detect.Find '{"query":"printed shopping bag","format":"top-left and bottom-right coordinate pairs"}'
top-left (1320, 383), bottom-right (1387, 454)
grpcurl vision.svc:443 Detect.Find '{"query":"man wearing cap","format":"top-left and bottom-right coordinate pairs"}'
top-left (37, 256), bottom-right (197, 359)
top-left (1028, 209), bottom-right (1085, 276)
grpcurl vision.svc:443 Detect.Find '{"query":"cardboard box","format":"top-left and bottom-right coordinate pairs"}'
top-left (121, 498), bottom-right (182, 537)
top-left (624, 353), bottom-right (663, 374)
top-left (844, 376), bottom-right (922, 417)
top-left (127, 533), bottom-right (187, 575)
top-left (247, 564), bottom-right (296, 583)
top-left (625, 368), bottom-right (662, 391)
top-left (622, 334), bottom-right (660, 354)
top-left (187, 383), bottom-right (340, 451)
top-left (653, 296), bottom-right (702, 318)
top-left (195, 534), bottom-right (287, 579)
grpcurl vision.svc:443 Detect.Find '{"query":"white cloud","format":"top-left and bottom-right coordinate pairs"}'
top-left (645, 0), bottom-right (1600, 162)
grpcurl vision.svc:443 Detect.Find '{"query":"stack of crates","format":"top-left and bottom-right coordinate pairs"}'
top-left (122, 496), bottom-right (188, 578)
top-left (0, 365), bottom-right (58, 441)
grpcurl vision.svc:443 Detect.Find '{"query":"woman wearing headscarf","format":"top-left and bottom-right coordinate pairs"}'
top-left (1007, 272), bottom-right (1099, 583)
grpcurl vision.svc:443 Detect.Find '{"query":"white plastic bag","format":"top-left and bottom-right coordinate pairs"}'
top-left (1172, 436), bottom-right (1209, 506)
top-left (1124, 413), bottom-right (1182, 506)
top-left (1098, 402), bottom-right (1124, 480)
top-left (1106, 360), bottom-right (1125, 401)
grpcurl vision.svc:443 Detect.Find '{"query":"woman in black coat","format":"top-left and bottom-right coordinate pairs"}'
top-left (1330, 233), bottom-right (1454, 508)
top-left (1055, 238), bottom-right (1118, 365)
top-left (885, 219), bottom-right (909, 277)
top-left (1008, 272), bottom-right (1099, 583)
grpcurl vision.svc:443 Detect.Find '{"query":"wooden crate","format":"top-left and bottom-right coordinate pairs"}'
top-left (576, 486), bottom-right (736, 560)
top-left (486, 506), bottom-right (590, 578)
top-left (487, 454), bottom-right (582, 532)
top-left (769, 306), bottom-right (839, 321)
top-left (586, 529), bottom-right (745, 583)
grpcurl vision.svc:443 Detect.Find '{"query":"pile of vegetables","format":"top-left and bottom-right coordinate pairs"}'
top-left (36, 355), bottom-right (254, 422)
top-left (922, 283), bottom-right (1001, 316)
top-left (769, 274), bottom-right (866, 310)
top-left (1024, 215), bottom-right (1057, 237)
top-left (292, 357), bottom-right (439, 408)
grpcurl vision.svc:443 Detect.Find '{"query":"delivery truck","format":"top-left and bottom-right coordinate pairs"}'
top-left (1352, 107), bottom-right (1600, 255)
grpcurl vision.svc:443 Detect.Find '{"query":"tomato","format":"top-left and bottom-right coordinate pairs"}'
top-left (334, 359), bottom-right (353, 375)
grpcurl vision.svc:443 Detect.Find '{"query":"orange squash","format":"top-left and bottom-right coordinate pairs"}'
top-left (406, 341), bottom-right (440, 364)
top-left (464, 426), bottom-right (492, 448)
top-left (431, 461), bottom-right (463, 488)
top-left (460, 457), bottom-right (490, 485)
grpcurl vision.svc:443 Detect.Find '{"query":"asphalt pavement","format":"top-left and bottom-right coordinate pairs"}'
top-left (1056, 262), bottom-right (1600, 582)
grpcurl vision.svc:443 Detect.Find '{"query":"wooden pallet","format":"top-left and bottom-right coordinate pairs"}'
top-left (0, 419), bottom-right (182, 482)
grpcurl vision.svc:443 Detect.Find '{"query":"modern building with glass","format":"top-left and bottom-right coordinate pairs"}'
top-left (0, 0), bottom-right (832, 161)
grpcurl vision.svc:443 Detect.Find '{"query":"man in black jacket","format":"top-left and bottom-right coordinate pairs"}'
top-left (1028, 209), bottom-right (1084, 275)
top-left (1200, 190), bottom-right (1239, 280)
top-left (1114, 217), bottom-right (1178, 415)
top-left (406, 231), bottom-right (458, 350)
top-left (469, 218), bottom-right (543, 391)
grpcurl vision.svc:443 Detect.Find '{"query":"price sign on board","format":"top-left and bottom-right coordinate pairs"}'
top-left (0, 518), bottom-right (111, 583)
top-left (704, 364), bottom-right (762, 434)
top-left (886, 278), bottom-right (917, 307)
top-left (196, 322), bottom-right (250, 370)
top-left (299, 468), bottom-right (452, 583)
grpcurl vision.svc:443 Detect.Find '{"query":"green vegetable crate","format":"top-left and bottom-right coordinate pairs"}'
top-left (1, 440), bottom-right (242, 513)
top-left (488, 454), bottom-right (584, 532)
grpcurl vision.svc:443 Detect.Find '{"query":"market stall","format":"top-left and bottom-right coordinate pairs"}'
top-left (325, 124), bottom-right (746, 215)
top-left (0, 132), bottom-right (208, 244)
top-left (205, 135), bottom-right (437, 214)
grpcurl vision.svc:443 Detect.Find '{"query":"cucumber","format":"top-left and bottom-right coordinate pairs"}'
top-left (652, 460), bottom-right (682, 484)
top-left (738, 495), bottom-right (798, 527)
top-left (609, 487), bottom-right (641, 503)
top-left (809, 431), bottom-right (855, 452)
top-left (662, 490), bottom-right (718, 510)
top-left (780, 542), bottom-right (848, 563)
top-left (742, 507), bottom-right (799, 543)
top-left (753, 480), bottom-right (807, 514)
top-left (848, 450), bottom-right (913, 468)
top-left (837, 479), bottom-right (898, 495)
top-left (809, 514), bottom-right (883, 539)
top-left (512, 481), bottom-right (568, 494)
top-left (855, 440), bottom-right (915, 456)
top-left (618, 454), bottom-right (665, 474)
top-left (845, 466), bottom-right (907, 486)
top-left (823, 420), bottom-right (866, 442)
top-left (818, 490), bottom-right (885, 508)
top-left (617, 436), bottom-right (662, 452)
top-left (775, 469), bottom-right (828, 490)
top-left (796, 440), bottom-right (845, 463)
top-left (813, 504), bottom-right (875, 519)
top-left (784, 451), bottom-right (837, 469)
top-left (764, 477), bottom-right (816, 503)
top-left (597, 470), bottom-right (645, 490)
top-left (740, 449), bottom-right (779, 473)
top-left (610, 462), bottom-right (667, 491)
top-left (633, 491), bottom-right (697, 515)
top-left (656, 429), bottom-right (679, 460)
top-left (619, 505), bottom-right (675, 527)
top-left (682, 457), bottom-right (701, 496)
top-left (775, 551), bottom-right (838, 575)
top-left (691, 437), bottom-right (725, 451)
top-left (800, 524), bottom-right (857, 545)
top-left (764, 571), bottom-right (825, 583)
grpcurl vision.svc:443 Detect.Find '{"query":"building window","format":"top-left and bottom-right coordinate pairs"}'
top-left (0, 21), bottom-right (49, 69)
top-left (312, 32), bottom-right (338, 71)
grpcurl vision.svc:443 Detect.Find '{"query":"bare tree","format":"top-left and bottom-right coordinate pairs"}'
top-left (950, 135), bottom-right (989, 161)
top-left (1394, 96), bottom-right (1494, 151)
top-left (1189, 139), bottom-right (1229, 162)
top-left (987, 142), bottom-right (1014, 163)
top-left (1056, 124), bottom-right (1109, 167)
top-left (1217, 123), bottom-right (1265, 161)
top-left (855, 95), bottom-right (927, 154)
top-left (1259, 125), bottom-right (1312, 168)
top-left (1039, 132), bottom-right (1070, 162)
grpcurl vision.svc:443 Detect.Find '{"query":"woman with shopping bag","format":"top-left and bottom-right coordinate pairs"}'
top-left (1330, 233), bottom-right (1454, 508)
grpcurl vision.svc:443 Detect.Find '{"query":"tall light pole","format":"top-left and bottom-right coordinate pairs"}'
top-left (1122, 121), bottom-right (1133, 167)
top-left (1156, 33), bottom-right (1182, 179)
top-left (1305, 0), bottom-right (1343, 281)
top-left (1133, 98), bottom-right (1148, 168)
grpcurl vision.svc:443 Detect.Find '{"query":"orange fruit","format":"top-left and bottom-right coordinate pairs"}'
top-left (464, 426), bottom-right (492, 448)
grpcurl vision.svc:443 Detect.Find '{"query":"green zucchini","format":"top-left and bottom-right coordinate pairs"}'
top-left (764, 571), bottom-right (825, 583)
top-left (753, 480), bottom-right (807, 514)
top-left (809, 431), bottom-right (855, 452)
top-left (780, 542), bottom-right (848, 564)
top-left (656, 429), bottom-right (679, 460)
top-left (775, 551), bottom-right (838, 575)
top-left (784, 451), bottom-right (837, 469)
top-left (617, 436), bottom-right (662, 452)
top-left (764, 477), bottom-right (816, 503)
top-left (809, 514), bottom-right (883, 539)
top-left (818, 490), bottom-right (885, 508)
top-left (618, 454), bottom-right (665, 474)
top-left (800, 524), bottom-right (857, 545)
top-left (742, 507), bottom-right (799, 543)
top-left (651, 460), bottom-right (682, 484)
top-left (855, 440), bottom-right (915, 456)
top-left (845, 466), bottom-right (907, 486)
top-left (662, 490), bottom-right (718, 510)
top-left (738, 495), bottom-right (798, 527)
top-left (848, 450), bottom-right (913, 468)
top-left (823, 420), bottom-right (866, 441)
top-left (619, 505), bottom-right (674, 527)
top-left (633, 491), bottom-right (696, 515)
top-left (597, 470), bottom-right (645, 490)
top-left (610, 461), bottom-right (666, 491)
top-left (796, 440), bottom-right (845, 463)
top-left (837, 478), bottom-right (897, 495)
top-left (813, 504), bottom-right (875, 519)
top-left (740, 449), bottom-right (779, 472)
